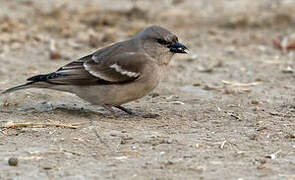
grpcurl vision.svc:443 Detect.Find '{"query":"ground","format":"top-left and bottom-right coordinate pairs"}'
top-left (0, 0), bottom-right (295, 179)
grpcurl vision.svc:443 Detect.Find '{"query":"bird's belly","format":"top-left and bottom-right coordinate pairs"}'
top-left (72, 78), bottom-right (159, 106)
top-left (105, 78), bottom-right (159, 105)
top-left (111, 82), bottom-right (158, 105)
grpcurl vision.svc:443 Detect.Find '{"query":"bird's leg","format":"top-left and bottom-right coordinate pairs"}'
top-left (102, 105), bottom-right (116, 114)
top-left (114, 105), bottom-right (134, 115)
top-left (104, 104), bottom-right (160, 118)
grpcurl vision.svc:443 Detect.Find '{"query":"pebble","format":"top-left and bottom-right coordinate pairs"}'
top-left (49, 51), bottom-right (62, 60)
top-left (166, 138), bottom-right (173, 144)
top-left (282, 66), bottom-right (294, 73)
top-left (8, 157), bottom-right (18, 166)
top-left (251, 100), bottom-right (259, 105)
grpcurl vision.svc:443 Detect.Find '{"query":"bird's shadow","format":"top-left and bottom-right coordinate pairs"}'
top-left (46, 105), bottom-right (105, 118)
top-left (0, 102), bottom-right (107, 118)
top-left (0, 100), bottom-right (160, 119)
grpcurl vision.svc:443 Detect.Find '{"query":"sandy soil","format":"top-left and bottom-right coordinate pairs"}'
top-left (1, 0), bottom-right (295, 179)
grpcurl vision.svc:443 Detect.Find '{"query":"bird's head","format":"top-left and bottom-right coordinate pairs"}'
top-left (135, 25), bottom-right (188, 64)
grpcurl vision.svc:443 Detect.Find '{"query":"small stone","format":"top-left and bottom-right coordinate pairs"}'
top-left (49, 51), bottom-right (62, 60)
top-left (171, 101), bottom-right (185, 105)
top-left (109, 130), bottom-right (121, 137)
top-left (150, 93), bottom-right (160, 98)
top-left (266, 154), bottom-right (276, 159)
top-left (282, 66), bottom-right (293, 73)
top-left (251, 100), bottom-right (259, 105)
top-left (3, 101), bottom-right (9, 107)
top-left (195, 143), bottom-right (203, 148)
top-left (166, 138), bottom-right (173, 144)
top-left (8, 157), bottom-right (18, 166)
top-left (120, 139), bottom-right (127, 144)
top-left (41, 162), bottom-right (53, 170)
top-left (43, 166), bottom-right (53, 170)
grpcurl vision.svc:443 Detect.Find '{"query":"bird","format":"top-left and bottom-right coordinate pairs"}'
top-left (2, 25), bottom-right (188, 115)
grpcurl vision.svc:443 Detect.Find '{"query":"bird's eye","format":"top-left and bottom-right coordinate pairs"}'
top-left (157, 39), bottom-right (169, 45)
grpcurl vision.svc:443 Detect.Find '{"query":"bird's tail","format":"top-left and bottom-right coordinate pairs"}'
top-left (1, 72), bottom-right (64, 95)
top-left (1, 82), bottom-right (36, 94)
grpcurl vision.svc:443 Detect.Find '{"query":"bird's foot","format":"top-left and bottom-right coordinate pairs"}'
top-left (114, 105), bottom-right (160, 118)
top-left (102, 105), bottom-right (119, 118)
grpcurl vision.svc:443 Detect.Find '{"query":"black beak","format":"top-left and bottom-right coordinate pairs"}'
top-left (168, 42), bottom-right (188, 54)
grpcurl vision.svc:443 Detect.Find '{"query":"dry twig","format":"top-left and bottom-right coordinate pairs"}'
top-left (2, 122), bottom-right (83, 129)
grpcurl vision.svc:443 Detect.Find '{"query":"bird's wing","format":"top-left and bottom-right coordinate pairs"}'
top-left (27, 52), bottom-right (151, 85)
top-left (84, 52), bottom-right (149, 82)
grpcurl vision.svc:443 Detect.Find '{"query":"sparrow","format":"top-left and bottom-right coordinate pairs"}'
top-left (2, 25), bottom-right (188, 115)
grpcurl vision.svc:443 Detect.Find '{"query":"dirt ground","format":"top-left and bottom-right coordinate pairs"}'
top-left (0, 0), bottom-right (295, 179)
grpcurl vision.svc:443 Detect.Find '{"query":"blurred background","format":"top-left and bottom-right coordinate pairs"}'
top-left (1, 0), bottom-right (295, 56)
top-left (1, 0), bottom-right (295, 93)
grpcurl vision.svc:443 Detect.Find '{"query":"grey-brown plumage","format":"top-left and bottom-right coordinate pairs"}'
top-left (2, 25), bottom-right (187, 115)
